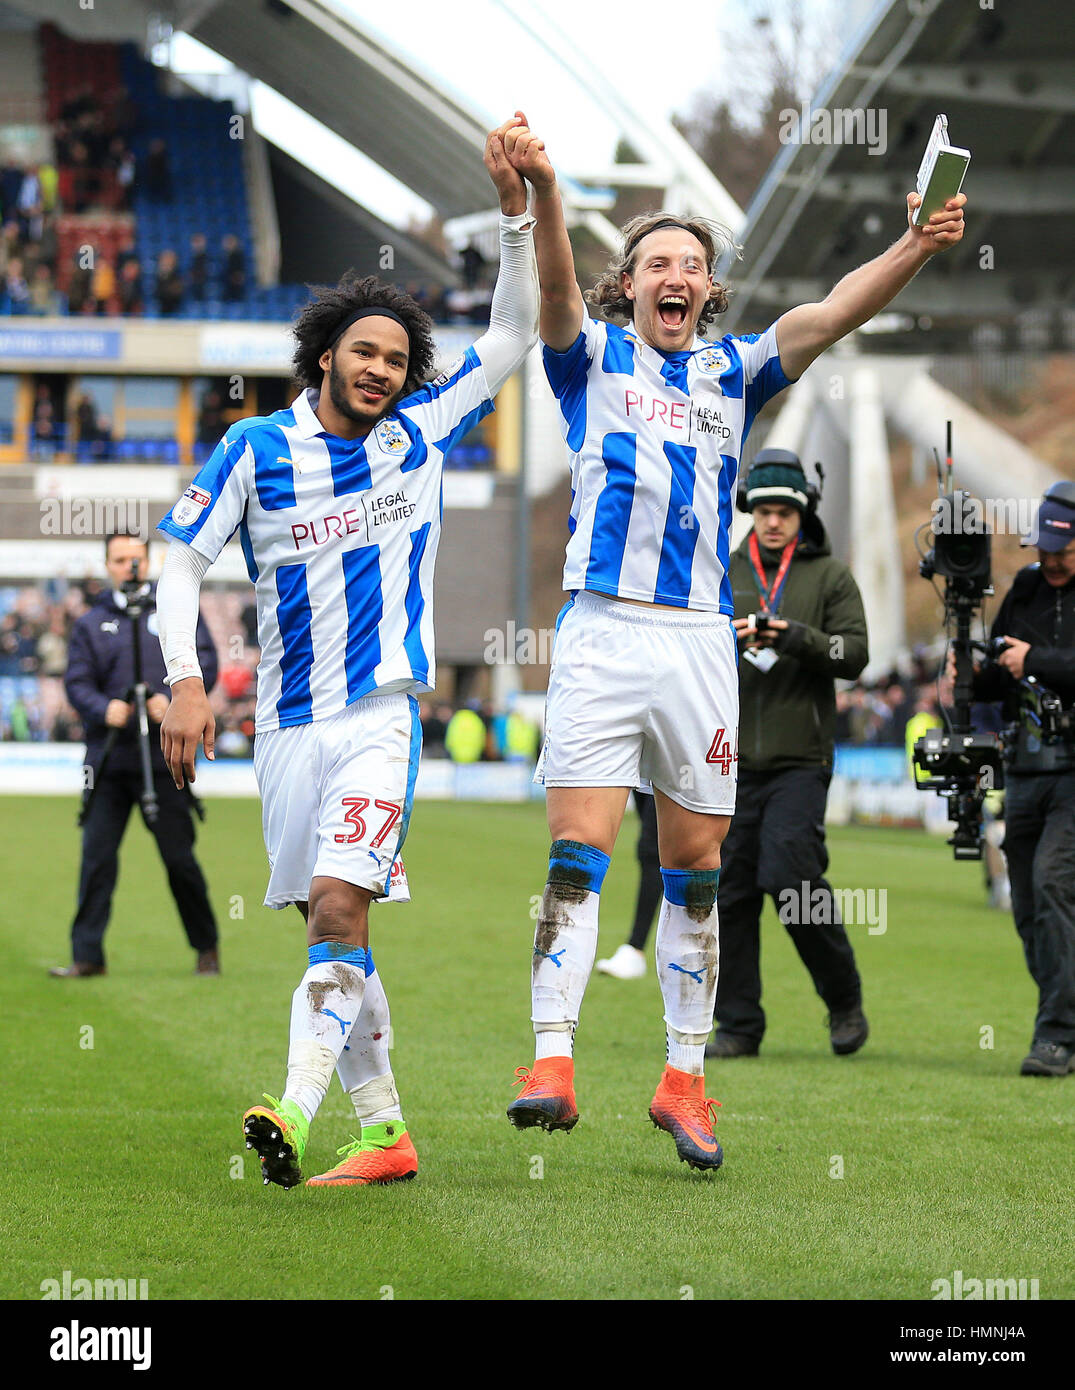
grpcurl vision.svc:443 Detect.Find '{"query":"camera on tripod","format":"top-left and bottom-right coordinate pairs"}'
top-left (911, 427), bottom-right (1004, 860)
top-left (120, 557), bottom-right (152, 609)
top-left (922, 490), bottom-right (992, 598)
top-left (78, 553), bottom-right (204, 830)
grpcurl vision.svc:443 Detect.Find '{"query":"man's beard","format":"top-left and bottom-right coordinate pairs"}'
top-left (327, 356), bottom-right (391, 423)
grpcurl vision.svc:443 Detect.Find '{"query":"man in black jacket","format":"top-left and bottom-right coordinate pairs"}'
top-left (967, 485), bottom-right (1075, 1076)
top-left (50, 533), bottom-right (220, 978)
top-left (707, 451), bottom-right (871, 1059)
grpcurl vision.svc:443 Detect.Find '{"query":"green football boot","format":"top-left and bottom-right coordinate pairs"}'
top-left (242, 1094), bottom-right (309, 1189)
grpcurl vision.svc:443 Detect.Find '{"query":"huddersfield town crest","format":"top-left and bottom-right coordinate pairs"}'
top-left (696, 346), bottom-right (729, 375)
top-left (375, 419), bottom-right (408, 455)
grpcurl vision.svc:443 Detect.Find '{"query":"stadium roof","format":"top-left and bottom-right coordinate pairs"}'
top-left (184, 0), bottom-right (496, 222)
top-left (268, 145), bottom-right (462, 288)
top-left (9, 0), bottom-right (493, 217)
top-left (722, 0), bottom-right (1075, 350)
top-left (12, 0), bottom-right (742, 247)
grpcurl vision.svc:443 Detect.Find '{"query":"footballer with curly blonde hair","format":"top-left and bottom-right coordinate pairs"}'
top-left (501, 110), bottom-right (966, 1171)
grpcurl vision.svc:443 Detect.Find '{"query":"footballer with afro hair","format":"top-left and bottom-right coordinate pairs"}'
top-left (292, 274), bottom-right (438, 433)
top-left (155, 113), bottom-right (543, 1193)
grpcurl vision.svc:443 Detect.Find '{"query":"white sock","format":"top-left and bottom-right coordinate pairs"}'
top-left (535, 1026), bottom-right (573, 1061)
top-left (531, 840), bottom-right (610, 1060)
top-left (334, 960), bottom-right (404, 1125)
top-left (283, 947), bottom-right (368, 1123)
top-left (656, 869), bottom-right (720, 1077)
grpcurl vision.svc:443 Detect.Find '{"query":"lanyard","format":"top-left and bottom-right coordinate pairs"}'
top-left (748, 531), bottom-right (799, 615)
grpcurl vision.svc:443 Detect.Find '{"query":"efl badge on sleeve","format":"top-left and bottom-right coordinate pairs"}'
top-left (172, 484), bottom-right (211, 527)
top-left (430, 354), bottom-right (465, 389)
top-left (375, 419), bottom-right (409, 455)
top-left (696, 346), bottom-right (730, 375)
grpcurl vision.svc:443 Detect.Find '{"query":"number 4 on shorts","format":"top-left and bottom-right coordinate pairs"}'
top-left (705, 728), bottom-right (737, 776)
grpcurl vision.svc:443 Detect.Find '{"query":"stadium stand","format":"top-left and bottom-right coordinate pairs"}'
top-left (35, 22), bottom-right (308, 322)
top-left (0, 23), bottom-right (44, 127)
top-left (0, 3), bottom-right (554, 737)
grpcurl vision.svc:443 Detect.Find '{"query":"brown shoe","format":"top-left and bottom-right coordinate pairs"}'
top-left (49, 963), bottom-right (106, 978)
top-left (195, 948), bottom-right (220, 976)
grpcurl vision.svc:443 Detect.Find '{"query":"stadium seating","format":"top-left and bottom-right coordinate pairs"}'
top-left (40, 24), bottom-right (121, 122)
top-left (54, 215), bottom-right (131, 299)
top-left (0, 29), bottom-right (44, 127)
top-left (36, 23), bottom-right (309, 323)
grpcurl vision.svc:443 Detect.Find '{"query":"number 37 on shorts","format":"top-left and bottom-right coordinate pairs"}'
top-left (335, 795), bottom-right (410, 902)
top-left (335, 795), bottom-right (403, 848)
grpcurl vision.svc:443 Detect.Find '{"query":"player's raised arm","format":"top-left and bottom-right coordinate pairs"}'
top-left (776, 190), bottom-right (966, 381)
top-left (502, 110), bottom-right (584, 352)
top-left (157, 538), bottom-right (215, 788)
top-left (468, 114), bottom-right (542, 394)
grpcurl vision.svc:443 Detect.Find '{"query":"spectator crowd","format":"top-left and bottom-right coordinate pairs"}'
top-left (2, 73), bottom-right (493, 328)
top-left (1, 573), bottom-right (960, 762)
top-left (1, 81), bottom-right (248, 319)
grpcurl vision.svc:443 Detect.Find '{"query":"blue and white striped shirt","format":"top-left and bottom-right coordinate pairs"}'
top-left (543, 316), bottom-right (791, 613)
top-left (159, 350), bottom-right (492, 731)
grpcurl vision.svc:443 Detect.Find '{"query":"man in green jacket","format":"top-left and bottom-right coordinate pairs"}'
top-left (707, 449), bottom-right (871, 1058)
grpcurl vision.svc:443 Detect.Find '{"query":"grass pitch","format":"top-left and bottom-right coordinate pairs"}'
top-left (2, 795), bottom-right (1072, 1301)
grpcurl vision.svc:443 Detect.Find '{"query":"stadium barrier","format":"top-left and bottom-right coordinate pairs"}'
top-left (0, 743), bottom-right (952, 830)
top-left (0, 743), bottom-right (539, 802)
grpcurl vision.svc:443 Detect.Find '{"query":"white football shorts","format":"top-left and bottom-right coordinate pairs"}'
top-left (535, 590), bottom-right (740, 815)
top-left (253, 693), bottom-right (421, 909)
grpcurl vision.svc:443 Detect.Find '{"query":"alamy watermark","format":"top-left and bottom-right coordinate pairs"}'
top-left (930, 494), bottom-right (1041, 541)
top-left (931, 1269), bottom-right (1039, 1301)
top-left (41, 1269), bottom-right (149, 1300)
top-left (40, 496), bottom-right (149, 542)
top-left (484, 622), bottom-right (556, 666)
top-left (49, 1321), bottom-right (151, 1371)
top-left (778, 881), bottom-right (887, 935)
top-left (777, 102), bottom-right (887, 157)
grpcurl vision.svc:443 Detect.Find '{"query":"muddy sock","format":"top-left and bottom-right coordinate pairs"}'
top-left (531, 840), bottom-right (610, 1060)
top-left (283, 946), bottom-right (367, 1124)
top-left (656, 869), bottom-right (720, 1076)
top-left (334, 958), bottom-right (403, 1125)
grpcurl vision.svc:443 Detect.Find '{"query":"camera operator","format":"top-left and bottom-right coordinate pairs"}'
top-left (50, 532), bottom-right (221, 978)
top-left (707, 450), bottom-right (870, 1059)
top-left (965, 485), bottom-right (1075, 1077)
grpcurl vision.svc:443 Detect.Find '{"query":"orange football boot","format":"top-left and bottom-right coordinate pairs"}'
top-left (506, 1057), bottom-right (579, 1132)
top-left (649, 1065), bottom-right (723, 1170)
top-left (306, 1124), bottom-right (418, 1186)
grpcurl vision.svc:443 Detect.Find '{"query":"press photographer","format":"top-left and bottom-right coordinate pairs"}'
top-left (707, 450), bottom-right (870, 1060)
top-left (962, 483), bottom-right (1075, 1077)
top-left (50, 532), bottom-right (221, 979)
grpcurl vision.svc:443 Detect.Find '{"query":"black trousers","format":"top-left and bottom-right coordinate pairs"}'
top-left (71, 769), bottom-right (218, 967)
top-left (1002, 772), bottom-right (1075, 1047)
top-left (715, 766), bottom-right (862, 1043)
top-left (628, 790), bottom-right (663, 950)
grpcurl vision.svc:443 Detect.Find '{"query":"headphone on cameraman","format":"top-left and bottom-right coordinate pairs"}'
top-left (735, 447), bottom-right (825, 515)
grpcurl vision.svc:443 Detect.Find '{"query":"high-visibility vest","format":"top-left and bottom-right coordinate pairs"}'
top-left (905, 709), bottom-right (942, 783)
top-left (445, 708), bottom-right (485, 763)
top-left (505, 710), bottom-right (539, 760)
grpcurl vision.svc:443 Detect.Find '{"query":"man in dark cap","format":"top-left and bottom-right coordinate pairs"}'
top-left (964, 482), bottom-right (1075, 1076)
top-left (707, 449), bottom-right (871, 1060)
